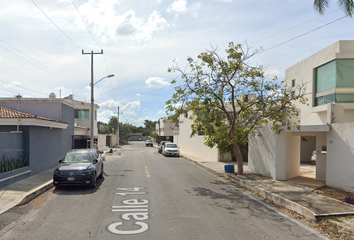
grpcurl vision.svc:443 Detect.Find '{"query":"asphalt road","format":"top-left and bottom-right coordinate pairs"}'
top-left (0, 142), bottom-right (326, 240)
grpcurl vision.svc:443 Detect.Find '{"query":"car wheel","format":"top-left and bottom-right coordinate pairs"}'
top-left (90, 173), bottom-right (97, 188)
top-left (98, 165), bottom-right (103, 178)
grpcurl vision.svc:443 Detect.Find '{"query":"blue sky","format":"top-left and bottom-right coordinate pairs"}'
top-left (0, 0), bottom-right (352, 126)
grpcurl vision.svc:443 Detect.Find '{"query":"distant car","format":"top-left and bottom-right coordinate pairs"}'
top-left (163, 143), bottom-right (180, 157)
top-left (139, 138), bottom-right (142, 141)
top-left (53, 149), bottom-right (103, 188)
top-left (311, 150), bottom-right (327, 163)
top-left (158, 141), bottom-right (172, 153)
top-left (146, 139), bottom-right (153, 147)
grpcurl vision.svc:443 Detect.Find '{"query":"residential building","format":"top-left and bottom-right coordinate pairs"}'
top-left (63, 95), bottom-right (100, 149)
top-left (0, 96), bottom-right (74, 187)
top-left (248, 40), bottom-right (354, 193)
top-left (156, 119), bottom-right (179, 143)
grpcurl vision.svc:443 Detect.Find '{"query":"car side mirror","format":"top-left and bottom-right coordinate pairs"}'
top-left (59, 159), bottom-right (63, 163)
top-left (94, 159), bottom-right (98, 164)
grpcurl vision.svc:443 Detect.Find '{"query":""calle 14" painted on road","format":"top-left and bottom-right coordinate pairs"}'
top-left (108, 187), bottom-right (149, 235)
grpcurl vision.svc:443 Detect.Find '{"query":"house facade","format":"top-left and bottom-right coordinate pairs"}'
top-left (63, 95), bottom-right (101, 149)
top-left (156, 119), bottom-right (179, 143)
top-left (248, 40), bottom-right (354, 193)
top-left (0, 97), bottom-right (73, 187)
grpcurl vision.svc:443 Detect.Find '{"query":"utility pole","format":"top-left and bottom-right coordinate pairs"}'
top-left (117, 106), bottom-right (120, 147)
top-left (82, 49), bottom-right (103, 149)
top-left (16, 94), bottom-right (22, 132)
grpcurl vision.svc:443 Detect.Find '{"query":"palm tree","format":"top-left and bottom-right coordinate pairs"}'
top-left (314, 0), bottom-right (354, 17)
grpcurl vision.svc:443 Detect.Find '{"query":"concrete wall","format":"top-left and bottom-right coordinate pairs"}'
top-left (27, 126), bottom-right (68, 174)
top-left (178, 114), bottom-right (220, 162)
top-left (97, 134), bottom-right (107, 151)
top-left (249, 126), bottom-right (301, 180)
top-left (327, 123), bottom-right (354, 192)
top-left (275, 132), bottom-right (300, 180)
top-left (0, 132), bottom-right (24, 160)
top-left (248, 126), bottom-right (277, 178)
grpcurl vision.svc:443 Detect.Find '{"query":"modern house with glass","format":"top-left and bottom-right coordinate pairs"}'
top-left (248, 40), bottom-right (354, 193)
top-left (63, 95), bottom-right (100, 149)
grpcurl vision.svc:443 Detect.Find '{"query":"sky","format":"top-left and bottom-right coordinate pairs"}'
top-left (0, 0), bottom-right (352, 126)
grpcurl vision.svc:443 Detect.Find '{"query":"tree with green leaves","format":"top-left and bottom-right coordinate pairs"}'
top-left (166, 42), bottom-right (307, 175)
top-left (314, 0), bottom-right (354, 17)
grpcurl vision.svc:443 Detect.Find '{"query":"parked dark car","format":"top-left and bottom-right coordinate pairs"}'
top-left (53, 149), bottom-right (103, 188)
top-left (146, 139), bottom-right (153, 147)
top-left (158, 141), bottom-right (172, 153)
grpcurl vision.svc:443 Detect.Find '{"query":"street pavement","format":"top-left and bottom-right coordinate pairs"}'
top-left (1, 147), bottom-right (354, 234)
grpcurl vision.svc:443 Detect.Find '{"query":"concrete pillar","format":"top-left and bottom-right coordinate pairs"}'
top-left (315, 133), bottom-right (327, 181)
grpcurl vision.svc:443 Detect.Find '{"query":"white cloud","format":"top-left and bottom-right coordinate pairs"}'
top-left (123, 117), bottom-right (146, 127)
top-left (99, 99), bottom-right (120, 111)
top-left (78, 1), bottom-right (169, 42)
top-left (98, 109), bottom-right (116, 123)
top-left (168, 0), bottom-right (188, 13)
top-left (145, 77), bottom-right (169, 87)
top-left (4, 82), bottom-right (22, 89)
top-left (121, 100), bottom-right (141, 116)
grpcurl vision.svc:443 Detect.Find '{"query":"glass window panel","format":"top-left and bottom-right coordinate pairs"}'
top-left (75, 109), bottom-right (80, 118)
top-left (324, 94), bottom-right (335, 104)
top-left (83, 110), bottom-right (89, 119)
top-left (336, 94), bottom-right (354, 102)
top-left (75, 109), bottom-right (90, 119)
top-left (336, 59), bottom-right (354, 88)
top-left (315, 60), bottom-right (336, 93)
top-left (315, 97), bottom-right (324, 106)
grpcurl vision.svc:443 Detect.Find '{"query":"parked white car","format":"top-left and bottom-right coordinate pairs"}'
top-left (162, 143), bottom-right (180, 157)
top-left (311, 150), bottom-right (327, 163)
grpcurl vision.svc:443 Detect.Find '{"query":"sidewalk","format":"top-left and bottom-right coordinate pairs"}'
top-left (1, 151), bottom-right (354, 229)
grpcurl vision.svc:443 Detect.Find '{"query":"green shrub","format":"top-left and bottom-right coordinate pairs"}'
top-left (0, 155), bottom-right (27, 173)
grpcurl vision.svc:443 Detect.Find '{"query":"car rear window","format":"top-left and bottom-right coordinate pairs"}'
top-left (166, 144), bottom-right (177, 148)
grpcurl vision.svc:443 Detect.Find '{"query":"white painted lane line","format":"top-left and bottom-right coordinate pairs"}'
top-left (145, 166), bottom-right (150, 177)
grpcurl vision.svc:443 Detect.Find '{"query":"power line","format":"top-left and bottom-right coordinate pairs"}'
top-left (0, 39), bottom-right (82, 84)
top-left (71, 0), bottom-right (112, 75)
top-left (262, 15), bottom-right (347, 53)
top-left (71, 0), bottom-right (102, 50)
top-left (30, 0), bottom-right (83, 50)
top-left (252, 9), bottom-right (340, 44)
top-left (0, 64), bottom-right (55, 90)
top-left (0, 78), bottom-right (49, 97)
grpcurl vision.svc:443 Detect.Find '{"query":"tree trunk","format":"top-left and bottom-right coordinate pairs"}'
top-left (233, 142), bottom-right (243, 175)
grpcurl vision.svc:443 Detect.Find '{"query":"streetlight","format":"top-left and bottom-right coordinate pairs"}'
top-left (90, 74), bottom-right (115, 149)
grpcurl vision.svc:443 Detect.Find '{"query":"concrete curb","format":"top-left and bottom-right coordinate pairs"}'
top-left (19, 180), bottom-right (54, 205)
top-left (226, 174), bottom-right (318, 220)
top-left (181, 155), bottom-right (319, 220)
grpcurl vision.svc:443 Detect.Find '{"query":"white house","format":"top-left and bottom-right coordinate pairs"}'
top-left (248, 40), bottom-right (354, 193)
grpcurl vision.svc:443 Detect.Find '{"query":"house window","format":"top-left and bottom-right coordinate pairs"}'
top-left (75, 109), bottom-right (90, 119)
top-left (198, 130), bottom-right (205, 136)
top-left (291, 79), bottom-right (295, 88)
top-left (291, 91), bottom-right (295, 99)
top-left (314, 59), bottom-right (354, 106)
